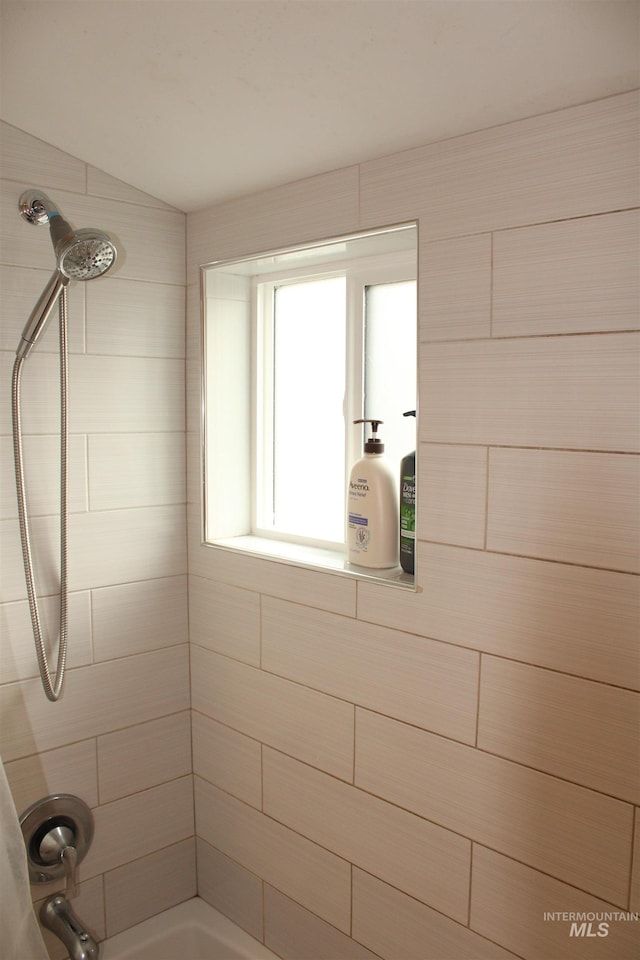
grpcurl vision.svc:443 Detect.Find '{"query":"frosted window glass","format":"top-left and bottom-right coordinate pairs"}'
top-left (364, 280), bottom-right (417, 469)
top-left (272, 277), bottom-right (346, 543)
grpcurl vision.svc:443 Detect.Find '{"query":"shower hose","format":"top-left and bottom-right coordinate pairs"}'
top-left (11, 289), bottom-right (69, 702)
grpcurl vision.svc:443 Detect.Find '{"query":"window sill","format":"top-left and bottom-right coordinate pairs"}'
top-left (205, 535), bottom-right (416, 591)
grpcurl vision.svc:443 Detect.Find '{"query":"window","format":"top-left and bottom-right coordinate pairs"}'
top-left (202, 223), bottom-right (417, 586)
top-left (256, 274), bottom-right (347, 545)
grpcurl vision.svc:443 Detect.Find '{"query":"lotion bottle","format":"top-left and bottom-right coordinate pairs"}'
top-left (347, 419), bottom-right (399, 568)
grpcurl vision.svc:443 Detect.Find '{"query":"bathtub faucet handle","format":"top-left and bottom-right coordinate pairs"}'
top-left (61, 843), bottom-right (78, 900)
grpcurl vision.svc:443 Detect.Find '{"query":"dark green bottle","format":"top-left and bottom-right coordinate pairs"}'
top-left (400, 410), bottom-right (416, 575)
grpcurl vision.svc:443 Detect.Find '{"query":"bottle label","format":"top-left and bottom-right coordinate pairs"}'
top-left (400, 502), bottom-right (415, 533)
top-left (349, 479), bottom-right (370, 498)
top-left (348, 514), bottom-right (370, 549)
top-left (401, 478), bottom-right (415, 505)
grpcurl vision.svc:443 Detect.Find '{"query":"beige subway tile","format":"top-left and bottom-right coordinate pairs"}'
top-left (71, 355), bottom-right (185, 433)
top-left (86, 277), bottom-right (185, 357)
top-left (0, 350), bottom-right (63, 437)
top-left (195, 776), bottom-right (351, 932)
top-left (1, 435), bottom-right (87, 520)
top-left (5, 739), bottom-right (98, 814)
top-left (265, 885), bottom-right (379, 960)
top-left (188, 541), bottom-right (356, 617)
top-left (478, 656), bottom-right (640, 803)
top-left (185, 277), bottom-right (201, 362)
top-left (262, 596), bottom-right (478, 745)
top-left (360, 91), bottom-right (639, 238)
top-left (263, 748), bottom-right (470, 924)
top-left (418, 443), bottom-right (487, 548)
top-left (353, 869), bottom-right (518, 960)
top-left (0, 591), bottom-right (92, 684)
top-left (420, 333), bottom-right (639, 451)
top-left (630, 812), bottom-right (640, 912)
top-left (355, 709), bottom-right (633, 906)
top-left (98, 711), bottom-right (191, 803)
top-left (104, 838), bottom-right (196, 936)
top-left (190, 645), bottom-right (353, 780)
top-left (487, 449), bottom-right (640, 573)
top-left (197, 839), bottom-right (263, 941)
top-left (88, 433), bottom-right (186, 510)
top-left (0, 646), bottom-right (190, 761)
top-left (92, 575), bottom-right (187, 662)
top-left (358, 542), bottom-right (640, 691)
top-left (2, 421), bottom-right (185, 602)
top-left (186, 421), bottom-right (203, 509)
top-left (5, 352), bottom-right (181, 440)
top-left (86, 776), bottom-right (193, 877)
top-left (0, 351), bottom-right (59, 437)
top-left (493, 210), bottom-right (640, 337)
top-left (189, 575), bottom-right (260, 666)
top-left (69, 506), bottom-right (186, 593)
top-left (187, 166), bottom-right (359, 284)
top-left (420, 234), bottom-right (491, 341)
top-left (186, 430), bottom-right (201, 506)
top-left (0, 263), bottom-right (85, 353)
top-left (471, 845), bottom-right (640, 960)
top-left (192, 711), bottom-right (261, 808)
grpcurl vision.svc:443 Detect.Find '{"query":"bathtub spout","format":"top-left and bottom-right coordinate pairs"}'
top-left (40, 894), bottom-right (99, 960)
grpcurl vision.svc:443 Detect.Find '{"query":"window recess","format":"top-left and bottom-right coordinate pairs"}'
top-left (201, 223), bottom-right (418, 588)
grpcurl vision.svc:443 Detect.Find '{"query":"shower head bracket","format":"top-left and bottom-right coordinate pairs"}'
top-left (19, 190), bottom-right (58, 226)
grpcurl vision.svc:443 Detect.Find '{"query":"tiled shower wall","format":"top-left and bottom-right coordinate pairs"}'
top-left (0, 122), bottom-right (192, 955)
top-left (187, 91), bottom-right (640, 959)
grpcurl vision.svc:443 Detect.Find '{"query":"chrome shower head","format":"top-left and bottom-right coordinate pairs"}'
top-left (16, 189), bottom-right (119, 358)
top-left (19, 189), bottom-right (118, 280)
top-left (54, 227), bottom-right (117, 281)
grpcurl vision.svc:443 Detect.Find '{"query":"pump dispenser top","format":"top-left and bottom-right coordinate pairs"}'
top-left (354, 418), bottom-right (385, 454)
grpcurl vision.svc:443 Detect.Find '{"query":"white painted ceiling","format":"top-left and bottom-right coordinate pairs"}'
top-left (1, 1), bottom-right (638, 213)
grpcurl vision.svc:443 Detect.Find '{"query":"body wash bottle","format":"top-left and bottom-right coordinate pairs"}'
top-left (347, 419), bottom-right (399, 568)
top-left (399, 410), bottom-right (416, 575)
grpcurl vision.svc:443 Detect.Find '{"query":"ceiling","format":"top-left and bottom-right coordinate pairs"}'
top-left (1, 1), bottom-right (638, 213)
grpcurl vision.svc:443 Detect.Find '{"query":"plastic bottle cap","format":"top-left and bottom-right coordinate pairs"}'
top-left (364, 437), bottom-right (384, 453)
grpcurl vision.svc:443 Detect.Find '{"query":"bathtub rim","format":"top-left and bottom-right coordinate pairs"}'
top-left (100, 896), bottom-right (279, 960)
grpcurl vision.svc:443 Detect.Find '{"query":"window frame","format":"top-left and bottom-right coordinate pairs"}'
top-left (251, 252), bottom-right (415, 551)
top-left (200, 222), bottom-right (418, 590)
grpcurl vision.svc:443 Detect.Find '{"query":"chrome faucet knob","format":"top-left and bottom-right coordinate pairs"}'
top-left (20, 794), bottom-right (93, 888)
top-left (38, 824), bottom-right (76, 863)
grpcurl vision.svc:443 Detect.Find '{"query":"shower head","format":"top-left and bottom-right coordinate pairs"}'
top-left (20, 190), bottom-right (118, 281)
top-left (16, 190), bottom-right (118, 358)
top-left (53, 226), bottom-right (118, 281)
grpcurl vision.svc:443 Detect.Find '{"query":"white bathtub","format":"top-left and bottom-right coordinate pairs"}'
top-left (100, 898), bottom-right (279, 960)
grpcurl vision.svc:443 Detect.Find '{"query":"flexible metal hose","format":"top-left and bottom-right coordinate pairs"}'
top-left (11, 288), bottom-right (69, 701)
